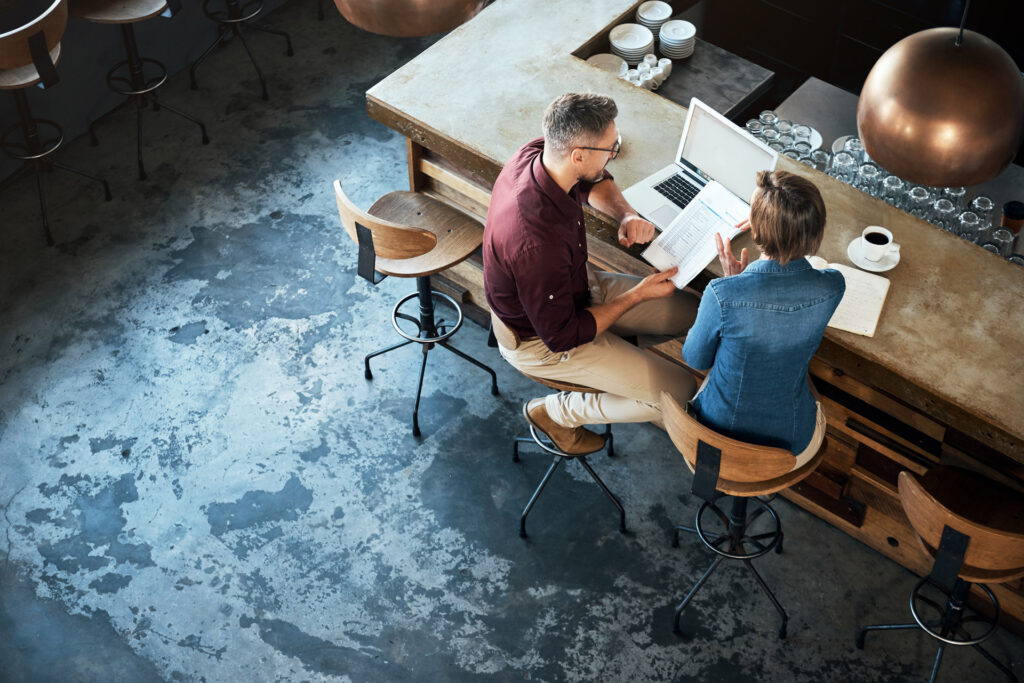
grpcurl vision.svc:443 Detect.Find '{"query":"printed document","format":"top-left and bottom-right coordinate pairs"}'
top-left (640, 181), bottom-right (749, 288)
top-left (807, 257), bottom-right (890, 337)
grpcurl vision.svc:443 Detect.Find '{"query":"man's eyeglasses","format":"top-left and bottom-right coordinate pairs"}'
top-left (578, 135), bottom-right (621, 160)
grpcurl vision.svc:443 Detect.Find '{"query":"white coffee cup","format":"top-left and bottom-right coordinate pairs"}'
top-left (658, 57), bottom-right (672, 78)
top-left (861, 226), bottom-right (899, 262)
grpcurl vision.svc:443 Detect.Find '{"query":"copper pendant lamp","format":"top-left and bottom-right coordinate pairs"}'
top-left (333, 0), bottom-right (488, 37)
top-left (857, 2), bottom-right (1024, 187)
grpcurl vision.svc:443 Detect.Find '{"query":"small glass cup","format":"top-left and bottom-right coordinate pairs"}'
top-left (1008, 254), bottom-right (1024, 267)
top-left (992, 228), bottom-right (1015, 257)
top-left (799, 154), bottom-right (816, 167)
top-left (881, 175), bottom-right (905, 208)
top-left (941, 186), bottom-right (967, 213)
top-left (792, 124), bottom-right (812, 142)
top-left (957, 211), bottom-right (981, 241)
top-left (829, 151), bottom-right (857, 184)
top-left (775, 119), bottom-right (793, 135)
top-left (931, 198), bottom-right (957, 231)
top-left (856, 163), bottom-right (882, 197)
top-left (768, 142), bottom-right (785, 153)
top-left (970, 195), bottom-right (995, 228)
top-left (792, 140), bottom-right (812, 156)
top-left (981, 243), bottom-right (1001, 254)
top-left (907, 186), bottom-right (932, 219)
top-left (809, 149), bottom-right (830, 173)
top-left (758, 110), bottom-right (778, 126)
top-left (844, 137), bottom-right (866, 164)
top-left (777, 133), bottom-right (795, 148)
top-left (783, 149), bottom-right (801, 160)
top-left (745, 119), bottom-right (764, 138)
top-left (761, 128), bottom-right (780, 145)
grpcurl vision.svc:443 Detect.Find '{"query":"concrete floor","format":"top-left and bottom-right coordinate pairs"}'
top-left (1, 3), bottom-right (1022, 681)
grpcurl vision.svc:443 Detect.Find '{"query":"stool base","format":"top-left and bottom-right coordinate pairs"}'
top-left (363, 275), bottom-right (498, 438)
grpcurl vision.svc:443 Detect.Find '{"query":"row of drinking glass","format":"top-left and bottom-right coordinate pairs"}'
top-left (745, 112), bottom-right (1021, 263)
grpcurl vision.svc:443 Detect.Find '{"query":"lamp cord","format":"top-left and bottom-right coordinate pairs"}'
top-left (956, 0), bottom-right (971, 46)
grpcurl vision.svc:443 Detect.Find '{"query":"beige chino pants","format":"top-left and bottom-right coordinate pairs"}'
top-left (498, 267), bottom-right (699, 427)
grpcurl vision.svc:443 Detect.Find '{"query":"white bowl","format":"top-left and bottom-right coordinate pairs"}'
top-left (586, 53), bottom-right (629, 77)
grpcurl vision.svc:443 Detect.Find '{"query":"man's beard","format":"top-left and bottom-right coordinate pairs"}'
top-left (580, 169), bottom-right (607, 184)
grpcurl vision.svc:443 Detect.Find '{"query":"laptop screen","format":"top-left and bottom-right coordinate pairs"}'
top-left (678, 100), bottom-right (777, 203)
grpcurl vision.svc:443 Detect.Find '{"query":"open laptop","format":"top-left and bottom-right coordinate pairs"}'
top-left (622, 97), bottom-right (778, 230)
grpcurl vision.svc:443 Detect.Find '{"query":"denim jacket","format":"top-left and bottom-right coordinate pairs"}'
top-left (682, 257), bottom-right (845, 453)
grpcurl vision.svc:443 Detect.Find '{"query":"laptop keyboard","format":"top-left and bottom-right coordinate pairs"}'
top-left (654, 174), bottom-right (700, 209)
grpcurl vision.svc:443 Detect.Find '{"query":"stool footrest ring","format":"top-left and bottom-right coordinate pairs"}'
top-left (391, 289), bottom-right (463, 343)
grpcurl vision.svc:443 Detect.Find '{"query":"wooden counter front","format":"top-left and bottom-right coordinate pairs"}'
top-left (365, 0), bottom-right (1024, 631)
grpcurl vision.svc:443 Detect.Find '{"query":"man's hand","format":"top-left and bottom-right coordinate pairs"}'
top-left (618, 213), bottom-right (656, 247)
top-left (631, 266), bottom-right (679, 302)
top-left (715, 219), bottom-right (750, 276)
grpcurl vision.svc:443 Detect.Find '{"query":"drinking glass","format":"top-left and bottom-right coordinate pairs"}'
top-left (792, 124), bottom-right (812, 142)
top-left (799, 153), bottom-right (815, 167)
top-left (829, 151), bottom-right (857, 184)
top-left (775, 119), bottom-right (793, 135)
top-left (970, 195), bottom-right (995, 228)
top-left (957, 211), bottom-right (981, 241)
top-left (855, 163), bottom-right (882, 197)
top-left (1009, 255), bottom-right (1024, 267)
top-left (768, 142), bottom-right (785, 153)
top-left (808, 149), bottom-right (830, 173)
top-left (992, 228), bottom-right (1015, 257)
top-left (792, 141), bottom-right (812, 156)
top-left (881, 175), bottom-right (905, 208)
top-left (941, 186), bottom-right (966, 212)
top-left (843, 137), bottom-right (865, 164)
top-left (745, 119), bottom-right (763, 139)
top-left (759, 110), bottom-right (778, 126)
top-left (931, 198), bottom-right (956, 231)
top-left (777, 133), bottom-right (795, 148)
top-left (783, 149), bottom-right (801, 160)
top-left (761, 128), bottom-right (780, 145)
top-left (981, 243), bottom-right (1001, 254)
top-left (907, 186), bottom-right (932, 218)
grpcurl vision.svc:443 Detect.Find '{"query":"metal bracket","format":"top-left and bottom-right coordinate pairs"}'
top-left (356, 222), bottom-right (386, 285)
top-left (692, 440), bottom-right (722, 503)
top-left (28, 31), bottom-right (58, 90)
top-left (930, 525), bottom-right (969, 593)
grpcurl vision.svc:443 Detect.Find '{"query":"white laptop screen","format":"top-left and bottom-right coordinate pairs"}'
top-left (677, 100), bottom-right (777, 203)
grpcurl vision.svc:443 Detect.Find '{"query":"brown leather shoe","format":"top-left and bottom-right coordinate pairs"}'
top-left (523, 399), bottom-right (606, 456)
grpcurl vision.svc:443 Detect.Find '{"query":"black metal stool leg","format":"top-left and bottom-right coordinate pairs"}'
top-left (35, 170), bottom-right (54, 246)
top-left (855, 622), bottom-right (919, 649)
top-left (151, 94), bottom-right (210, 144)
top-left (576, 456), bottom-right (626, 533)
top-left (604, 422), bottom-right (614, 457)
top-left (50, 161), bottom-right (113, 201)
top-left (437, 340), bottom-right (498, 395)
top-left (135, 99), bottom-right (147, 180)
top-left (246, 22), bottom-right (294, 56)
top-left (973, 644), bottom-right (1018, 682)
top-left (671, 524), bottom-right (698, 547)
top-left (929, 645), bottom-right (946, 683)
top-left (673, 555), bottom-right (724, 633)
top-left (743, 558), bottom-right (789, 638)
top-left (190, 28), bottom-right (227, 90)
top-left (234, 26), bottom-right (269, 100)
top-left (363, 338), bottom-right (414, 379)
top-left (411, 344), bottom-right (431, 437)
top-left (512, 436), bottom-right (533, 462)
top-left (520, 456), bottom-right (563, 538)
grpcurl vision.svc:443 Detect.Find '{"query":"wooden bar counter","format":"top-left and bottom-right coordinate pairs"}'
top-left (365, 0), bottom-right (1024, 629)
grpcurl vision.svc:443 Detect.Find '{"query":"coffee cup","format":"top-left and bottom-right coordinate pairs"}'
top-left (861, 226), bottom-right (899, 262)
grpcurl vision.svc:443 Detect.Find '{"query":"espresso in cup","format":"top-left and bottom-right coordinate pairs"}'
top-left (861, 226), bottom-right (899, 262)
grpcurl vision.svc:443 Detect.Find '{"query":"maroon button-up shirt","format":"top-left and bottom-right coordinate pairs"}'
top-left (483, 138), bottom-right (611, 353)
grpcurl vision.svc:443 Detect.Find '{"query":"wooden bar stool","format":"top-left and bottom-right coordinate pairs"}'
top-left (189, 0), bottom-right (293, 101)
top-left (856, 466), bottom-right (1024, 682)
top-left (73, 0), bottom-right (209, 180)
top-left (490, 313), bottom-right (623, 539)
top-left (661, 390), bottom-right (828, 638)
top-left (0, 0), bottom-right (111, 245)
top-left (333, 180), bottom-right (498, 437)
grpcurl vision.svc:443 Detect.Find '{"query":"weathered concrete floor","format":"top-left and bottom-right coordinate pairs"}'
top-left (1, 3), bottom-right (1022, 681)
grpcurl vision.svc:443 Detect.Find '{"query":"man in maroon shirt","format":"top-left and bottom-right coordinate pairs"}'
top-left (484, 93), bottom-right (699, 454)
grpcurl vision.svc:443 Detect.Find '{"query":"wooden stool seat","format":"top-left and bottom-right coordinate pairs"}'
top-left (366, 191), bottom-right (483, 278)
top-left (70, 0), bottom-right (167, 24)
top-left (0, 43), bottom-right (59, 89)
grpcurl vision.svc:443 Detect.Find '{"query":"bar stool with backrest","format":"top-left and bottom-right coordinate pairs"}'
top-left (189, 0), bottom-right (293, 102)
top-left (490, 313), bottom-right (624, 539)
top-left (661, 390), bottom-right (828, 638)
top-left (73, 0), bottom-right (209, 180)
top-left (333, 180), bottom-right (498, 437)
top-left (0, 0), bottom-right (111, 245)
top-left (856, 466), bottom-right (1024, 682)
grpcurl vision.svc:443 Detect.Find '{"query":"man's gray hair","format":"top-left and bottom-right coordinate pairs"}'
top-left (542, 93), bottom-right (618, 156)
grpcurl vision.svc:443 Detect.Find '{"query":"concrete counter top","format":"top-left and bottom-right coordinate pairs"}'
top-left (366, 0), bottom-right (1024, 458)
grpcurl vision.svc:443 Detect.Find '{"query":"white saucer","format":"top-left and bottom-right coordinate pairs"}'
top-left (847, 237), bottom-right (900, 272)
top-left (806, 126), bottom-right (823, 151)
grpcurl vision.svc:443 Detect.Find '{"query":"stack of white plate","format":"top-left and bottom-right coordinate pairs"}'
top-left (635, 1), bottom-right (672, 35)
top-left (659, 20), bottom-right (696, 59)
top-left (586, 53), bottom-right (628, 78)
top-left (609, 23), bottom-right (654, 66)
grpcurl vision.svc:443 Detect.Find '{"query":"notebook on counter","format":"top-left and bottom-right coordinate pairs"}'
top-left (807, 256), bottom-right (890, 337)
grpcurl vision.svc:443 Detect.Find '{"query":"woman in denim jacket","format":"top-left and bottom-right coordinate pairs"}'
top-left (683, 170), bottom-right (845, 468)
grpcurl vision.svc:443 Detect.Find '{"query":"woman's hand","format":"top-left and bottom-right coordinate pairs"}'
top-left (715, 219), bottom-right (750, 276)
